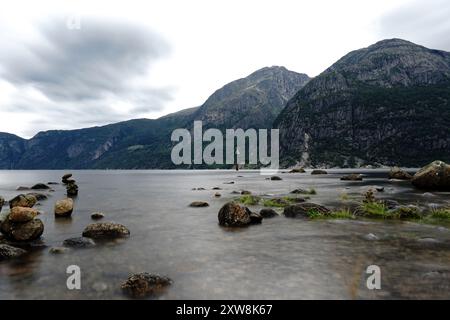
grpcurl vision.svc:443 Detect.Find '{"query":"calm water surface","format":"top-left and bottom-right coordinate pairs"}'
top-left (0, 169), bottom-right (449, 299)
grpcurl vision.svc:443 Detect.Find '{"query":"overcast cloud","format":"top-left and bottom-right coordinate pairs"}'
top-left (0, 0), bottom-right (449, 138)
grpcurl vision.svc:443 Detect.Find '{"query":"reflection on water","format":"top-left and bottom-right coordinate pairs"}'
top-left (0, 169), bottom-right (449, 299)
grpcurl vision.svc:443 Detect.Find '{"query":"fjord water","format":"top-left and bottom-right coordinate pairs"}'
top-left (0, 170), bottom-right (449, 299)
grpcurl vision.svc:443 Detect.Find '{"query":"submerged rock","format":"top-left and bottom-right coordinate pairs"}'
top-left (214, 193), bottom-right (221, 198)
top-left (121, 273), bottom-right (172, 298)
top-left (311, 170), bottom-right (328, 175)
top-left (54, 198), bottom-right (74, 217)
top-left (289, 167), bottom-right (306, 173)
top-left (91, 212), bottom-right (105, 220)
top-left (218, 202), bottom-right (251, 227)
top-left (245, 208), bottom-right (263, 225)
top-left (389, 167), bottom-right (412, 180)
top-left (49, 247), bottom-right (69, 254)
top-left (284, 203), bottom-right (331, 218)
top-left (31, 183), bottom-right (50, 190)
top-left (259, 208), bottom-right (278, 218)
top-left (411, 160), bottom-right (450, 190)
top-left (16, 186), bottom-right (30, 191)
top-left (340, 173), bottom-right (363, 181)
top-left (240, 190), bottom-right (252, 195)
top-left (0, 218), bottom-right (44, 242)
top-left (270, 176), bottom-right (282, 181)
top-left (9, 207), bottom-right (38, 223)
top-left (189, 201), bottom-right (209, 207)
top-left (82, 222), bottom-right (130, 239)
top-left (63, 237), bottom-right (96, 248)
top-left (212, 187), bottom-right (222, 190)
top-left (9, 194), bottom-right (37, 209)
top-left (290, 189), bottom-right (310, 195)
top-left (0, 244), bottom-right (26, 260)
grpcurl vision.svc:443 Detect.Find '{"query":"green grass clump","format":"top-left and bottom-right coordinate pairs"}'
top-left (238, 195), bottom-right (261, 205)
top-left (263, 198), bottom-right (290, 208)
top-left (308, 188), bottom-right (317, 195)
top-left (329, 209), bottom-right (355, 219)
top-left (429, 208), bottom-right (450, 220)
top-left (360, 201), bottom-right (392, 219)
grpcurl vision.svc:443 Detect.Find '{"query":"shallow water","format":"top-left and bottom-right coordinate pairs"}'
top-left (0, 169), bottom-right (449, 299)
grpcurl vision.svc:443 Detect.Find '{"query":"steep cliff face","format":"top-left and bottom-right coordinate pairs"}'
top-left (0, 66), bottom-right (308, 169)
top-left (192, 66), bottom-right (310, 130)
top-left (275, 39), bottom-right (450, 168)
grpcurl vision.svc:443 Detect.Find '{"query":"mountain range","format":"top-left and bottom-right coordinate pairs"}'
top-left (1, 39), bottom-right (449, 169)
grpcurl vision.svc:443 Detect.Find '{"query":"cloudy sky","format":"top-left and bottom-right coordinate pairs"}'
top-left (0, 0), bottom-right (449, 138)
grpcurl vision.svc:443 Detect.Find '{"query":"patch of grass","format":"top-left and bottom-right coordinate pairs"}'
top-left (340, 193), bottom-right (349, 201)
top-left (263, 198), bottom-right (289, 208)
top-left (308, 188), bottom-right (317, 195)
top-left (305, 209), bottom-right (323, 219)
top-left (429, 208), bottom-right (450, 220)
top-left (237, 195), bottom-right (261, 206)
top-left (360, 201), bottom-right (393, 219)
top-left (329, 209), bottom-right (355, 219)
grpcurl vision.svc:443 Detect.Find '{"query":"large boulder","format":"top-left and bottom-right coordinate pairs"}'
top-left (9, 194), bottom-right (37, 209)
top-left (284, 203), bottom-right (331, 218)
top-left (82, 222), bottom-right (130, 239)
top-left (54, 198), bottom-right (74, 217)
top-left (121, 273), bottom-right (172, 298)
top-left (0, 244), bottom-right (26, 261)
top-left (389, 167), bottom-right (412, 180)
top-left (9, 207), bottom-right (38, 223)
top-left (1, 218), bottom-right (44, 242)
top-left (411, 161), bottom-right (450, 190)
top-left (218, 202), bottom-right (251, 227)
top-left (66, 182), bottom-right (79, 196)
top-left (259, 208), bottom-right (278, 218)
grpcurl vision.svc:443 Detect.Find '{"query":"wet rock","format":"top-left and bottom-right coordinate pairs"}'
top-left (189, 201), bottom-right (209, 207)
top-left (218, 202), bottom-right (251, 227)
top-left (9, 207), bottom-right (38, 223)
top-left (49, 247), bottom-right (69, 254)
top-left (259, 208), bottom-right (278, 218)
top-left (240, 190), bottom-right (252, 195)
top-left (311, 169), bottom-right (328, 175)
top-left (66, 182), bottom-right (79, 196)
top-left (284, 203), bottom-right (331, 218)
top-left (290, 189), bottom-right (309, 194)
top-left (82, 222), bottom-right (130, 239)
top-left (26, 193), bottom-right (48, 201)
top-left (382, 199), bottom-right (400, 210)
top-left (389, 167), bottom-right (413, 180)
top-left (192, 187), bottom-right (205, 191)
top-left (54, 198), bottom-right (74, 217)
top-left (212, 187), bottom-right (222, 190)
top-left (230, 190), bottom-right (240, 194)
top-left (270, 176), bottom-right (282, 181)
top-left (214, 193), bottom-right (221, 198)
top-left (249, 212), bottom-right (263, 224)
top-left (9, 194), bottom-right (37, 209)
top-left (411, 160), bottom-right (450, 190)
top-left (289, 167), bottom-right (306, 173)
top-left (223, 181), bottom-right (235, 184)
top-left (375, 187), bottom-right (385, 192)
top-left (62, 173), bottom-right (72, 184)
top-left (47, 182), bottom-right (59, 185)
top-left (340, 173), bottom-right (363, 181)
top-left (0, 218), bottom-right (44, 242)
top-left (31, 183), bottom-right (50, 190)
top-left (0, 244), bottom-right (26, 260)
top-left (363, 233), bottom-right (379, 241)
top-left (63, 237), bottom-right (96, 248)
top-left (16, 186), bottom-right (30, 191)
top-left (91, 212), bottom-right (105, 220)
top-left (121, 273), bottom-right (172, 298)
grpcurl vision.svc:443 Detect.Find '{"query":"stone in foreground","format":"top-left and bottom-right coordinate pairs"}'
top-left (9, 194), bottom-right (37, 209)
top-left (284, 203), bottom-right (331, 218)
top-left (9, 207), bottom-right (38, 223)
top-left (0, 244), bottom-right (26, 261)
top-left (259, 208), bottom-right (278, 218)
top-left (218, 202), bottom-right (251, 227)
top-left (54, 198), bottom-right (74, 217)
top-left (1, 218), bottom-right (44, 242)
top-left (121, 272), bottom-right (172, 298)
top-left (82, 222), bottom-right (130, 239)
top-left (411, 160), bottom-right (450, 190)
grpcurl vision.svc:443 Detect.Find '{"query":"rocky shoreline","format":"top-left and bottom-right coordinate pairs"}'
top-left (1, 160), bottom-right (450, 298)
